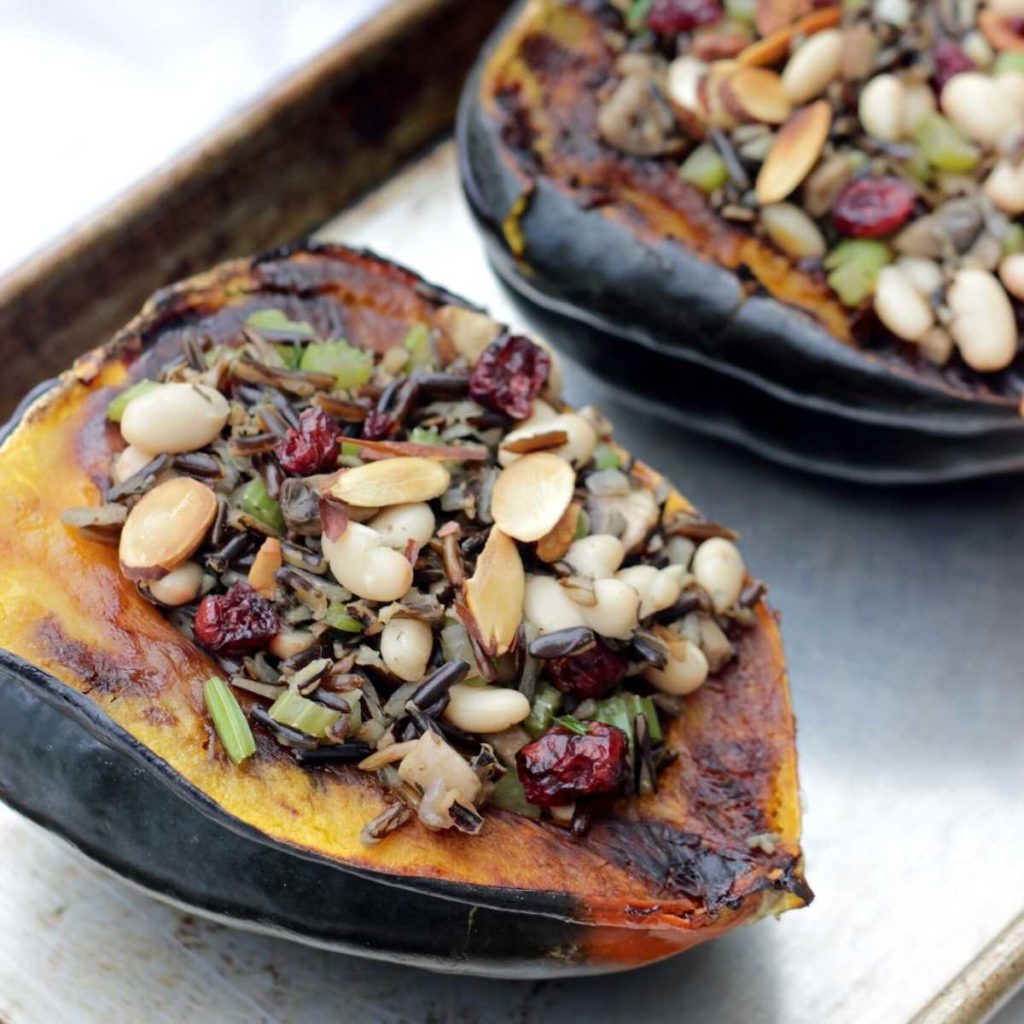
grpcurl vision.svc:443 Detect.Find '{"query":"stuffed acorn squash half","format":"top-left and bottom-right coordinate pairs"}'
top-left (459, 0), bottom-right (1024, 479)
top-left (0, 244), bottom-right (809, 976)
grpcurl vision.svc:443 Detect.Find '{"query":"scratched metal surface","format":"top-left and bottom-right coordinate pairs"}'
top-left (1, 142), bottom-right (1022, 1024)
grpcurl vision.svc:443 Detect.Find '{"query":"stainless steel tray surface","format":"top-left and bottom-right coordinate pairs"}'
top-left (311, 143), bottom-right (1024, 1023)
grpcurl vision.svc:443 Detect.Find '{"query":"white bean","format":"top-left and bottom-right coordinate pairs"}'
top-left (121, 382), bottom-right (229, 455)
top-left (147, 561), bottom-right (203, 606)
top-left (498, 412), bottom-right (598, 468)
top-left (873, 265), bottom-right (936, 342)
top-left (322, 522), bottom-right (413, 603)
top-left (941, 73), bottom-right (1019, 145)
top-left (444, 683), bottom-right (531, 734)
top-left (564, 534), bottom-right (626, 579)
top-left (984, 158), bottom-right (1024, 215)
top-left (583, 578), bottom-right (640, 639)
top-left (781, 29), bottom-right (843, 104)
top-left (644, 638), bottom-right (709, 695)
top-left (380, 617), bottom-right (433, 682)
top-left (368, 503), bottom-right (436, 550)
top-left (999, 252), bottom-right (1024, 300)
top-left (524, 574), bottom-right (587, 633)
top-left (113, 444), bottom-right (156, 484)
top-left (947, 268), bottom-right (1018, 372)
top-left (859, 74), bottom-right (906, 141)
top-left (896, 257), bottom-right (943, 297)
top-left (760, 203), bottom-right (827, 260)
top-left (666, 56), bottom-right (706, 115)
top-left (270, 629), bottom-right (316, 660)
top-left (616, 564), bottom-right (685, 618)
top-left (900, 83), bottom-right (937, 135)
top-left (692, 538), bottom-right (745, 613)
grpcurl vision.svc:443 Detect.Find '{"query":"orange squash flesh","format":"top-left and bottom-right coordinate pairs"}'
top-left (0, 244), bottom-right (809, 966)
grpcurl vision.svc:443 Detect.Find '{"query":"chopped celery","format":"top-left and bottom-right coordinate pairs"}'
top-left (341, 440), bottom-right (362, 457)
top-left (553, 715), bottom-right (589, 735)
top-left (916, 114), bottom-right (979, 173)
top-left (408, 425), bottom-right (442, 447)
top-left (995, 52), bottom-right (1024, 76)
top-left (626, 0), bottom-right (654, 30)
top-left (490, 771), bottom-right (542, 818)
top-left (325, 602), bottom-right (364, 632)
top-left (594, 694), bottom-right (635, 760)
top-left (300, 340), bottom-right (373, 389)
top-left (204, 677), bottom-right (256, 765)
top-left (636, 695), bottom-right (662, 743)
top-left (274, 343), bottom-right (303, 369)
top-left (593, 444), bottom-right (621, 471)
top-left (106, 379), bottom-right (157, 422)
top-left (523, 683), bottom-right (564, 739)
top-left (725, 0), bottom-right (756, 22)
top-left (204, 346), bottom-right (225, 367)
top-left (1004, 223), bottom-right (1024, 256)
top-left (680, 145), bottom-right (728, 194)
top-left (238, 477), bottom-right (285, 532)
top-left (403, 323), bottom-right (432, 368)
top-left (268, 689), bottom-right (340, 739)
top-left (573, 509), bottom-right (590, 541)
top-left (245, 308), bottom-right (316, 339)
top-left (824, 240), bottom-right (890, 308)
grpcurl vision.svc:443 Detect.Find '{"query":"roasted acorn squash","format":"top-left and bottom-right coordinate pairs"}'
top-left (0, 243), bottom-right (808, 975)
top-left (457, 0), bottom-right (1024, 481)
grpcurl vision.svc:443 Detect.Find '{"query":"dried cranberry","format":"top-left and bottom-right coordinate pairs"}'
top-left (544, 642), bottom-right (629, 699)
top-left (647, 0), bottom-right (723, 33)
top-left (468, 335), bottom-right (550, 420)
top-left (274, 408), bottom-right (339, 476)
top-left (194, 583), bottom-right (280, 655)
top-left (933, 40), bottom-right (974, 91)
top-left (516, 722), bottom-right (629, 807)
top-left (361, 409), bottom-right (398, 440)
top-left (832, 177), bottom-right (916, 238)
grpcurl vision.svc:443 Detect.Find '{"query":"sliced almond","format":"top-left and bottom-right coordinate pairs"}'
top-left (328, 457), bottom-right (451, 508)
top-left (698, 61), bottom-right (741, 128)
top-left (463, 527), bottom-right (525, 656)
top-left (536, 502), bottom-right (582, 563)
top-left (435, 305), bottom-right (501, 363)
top-left (755, 100), bottom-right (832, 205)
top-left (721, 66), bottom-right (792, 124)
top-left (491, 453), bottom-right (576, 543)
top-left (248, 537), bottom-right (283, 596)
top-left (501, 428), bottom-right (570, 455)
top-left (119, 477), bottom-right (217, 580)
top-left (739, 7), bottom-right (841, 67)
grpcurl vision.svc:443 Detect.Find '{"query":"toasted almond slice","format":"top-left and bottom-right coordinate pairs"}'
top-left (248, 537), bottom-right (283, 596)
top-left (328, 457), bottom-right (451, 508)
top-left (699, 61), bottom-right (741, 128)
top-left (721, 66), bottom-right (792, 124)
top-left (536, 502), bottom-right (582, 563)
top-left (980, 9), bottom-right (1024, 51)
top-left (463, 527), bottom-right (525, 656)
top-left (739, 7), bottom-right (841, 67)
top-left (491, 453), bottom-right (576, 543)
top-left (119, 477), bottom-right (217, 580)
top-left (501, 428), bottom-right (570, 455)
top-left (755, 100), bottom-right (831, 205)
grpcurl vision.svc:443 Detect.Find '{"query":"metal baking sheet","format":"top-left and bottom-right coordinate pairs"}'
top-left (315, 141), bottom-right (1024, 1023)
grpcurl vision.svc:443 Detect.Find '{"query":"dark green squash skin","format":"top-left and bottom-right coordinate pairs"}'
top-left (456, 2), bottom-right (1024, 479)
top-left (0, 643), bottom-right (590, 976)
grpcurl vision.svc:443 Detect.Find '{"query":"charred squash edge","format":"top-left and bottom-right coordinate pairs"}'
top-left (457, 0), bottom-right (1024, 437)
top-left (0, 242), bottom-right (809, 971)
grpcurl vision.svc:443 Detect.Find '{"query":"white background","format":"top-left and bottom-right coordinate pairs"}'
top-left (0, 0), bottom-right (386, 275)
